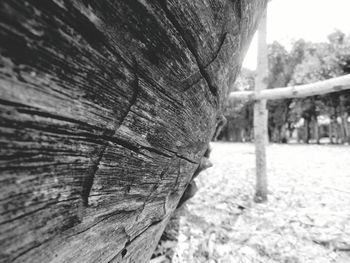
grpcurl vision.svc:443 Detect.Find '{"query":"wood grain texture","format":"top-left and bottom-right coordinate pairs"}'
top-left (0, 0), bottom-right (266, 262)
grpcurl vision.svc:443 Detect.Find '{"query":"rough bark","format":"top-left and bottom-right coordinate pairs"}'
top-left (0, 0), bottom-right (266, 262)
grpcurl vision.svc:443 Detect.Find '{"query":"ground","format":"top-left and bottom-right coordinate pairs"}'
top-left (171, 143), bottom-right (350, 263)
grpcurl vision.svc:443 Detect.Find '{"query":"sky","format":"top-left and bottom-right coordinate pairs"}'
top-left (243, 0), bottom-right (350, 70)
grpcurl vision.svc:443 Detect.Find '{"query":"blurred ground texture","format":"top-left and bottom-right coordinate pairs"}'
top-left (171, 143), bottom-right (350, 263)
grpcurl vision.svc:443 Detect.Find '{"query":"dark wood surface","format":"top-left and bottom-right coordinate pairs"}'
top-left (0, 1), bottom-right (266, 262)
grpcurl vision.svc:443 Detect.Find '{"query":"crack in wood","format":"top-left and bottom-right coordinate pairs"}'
top-left (162, 197), bottom-right (168, 216)
top-left (158, 1), bottom-right (219, 100)
top-left (204, 32), bottom-right (228, 69)
top-left (132, 217), bottom-right (163, 240)
top-left (134, 158), bottom-right (175, 222)
top-left (119, 59), bottom-right (141, 126)
top-left (11, 242), bottom-right (43, 262)
top-left (81, 61), bottom-right (141, 208)
top-left (135, 170), bottom-right (168, 222)
top-left (81, 145), bottom-right (108, 207)
top-left (162, 147), bottom-right (197, 164)
top-left (174, 157), bottom-right (181, 191)
top-left (159, 159), bottom-right (172, 180)
top-left (182, 73), bottom-right (205, 93)
top-left (175, 153), bottom-right (197, 164)
top-left (135, 188), bottom-right (154, 222)
top-left (115, 217), bottom-right (164, 260)
top-left (107, 227), bottom-right (131, 263)
top-left (66, 210), bottom-right (135, 239)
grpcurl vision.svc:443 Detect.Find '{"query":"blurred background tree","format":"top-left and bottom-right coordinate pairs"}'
top-left (221, 30), bottom-right (350, 144)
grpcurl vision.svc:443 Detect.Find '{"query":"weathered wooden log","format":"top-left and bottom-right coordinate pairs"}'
top-left (0, 1), bottom-right (266, 262)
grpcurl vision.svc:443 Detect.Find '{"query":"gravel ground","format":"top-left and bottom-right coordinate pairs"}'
top-left (173, 143), bottom-right (350, 263)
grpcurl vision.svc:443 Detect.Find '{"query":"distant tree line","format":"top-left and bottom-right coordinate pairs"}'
top-left (220, 30), bottom-right (350, 144)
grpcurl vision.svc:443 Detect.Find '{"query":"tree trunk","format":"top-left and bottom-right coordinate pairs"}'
top-left (305, 118), bottom-right (311, 144)
top-left (329, 121), bottom-right (334, 144)
top-left (339, 95), bottom-right (349, 144)
top-left (335, 123), bottom-right (341, 144)
top-left (345, 113), bottom-right (350, 144)
top-left (287, 123), bottom-right (294, 142)
top-left (0, 0), bottom-right (267, 262)
top-left (340, 113), bottom-right (349, 144)
top-left (278, 126), bottom-right (282, 143)
top-left (281, 124), bottom-right (288, 143)
top-left (312, 115), bottom-right (320, 144)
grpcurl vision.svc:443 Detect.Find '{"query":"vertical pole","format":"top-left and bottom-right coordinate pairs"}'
top-left (254, 7), bottom-right (268, 203)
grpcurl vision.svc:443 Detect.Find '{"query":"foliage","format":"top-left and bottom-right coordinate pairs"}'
top-left (223, 30), bottom-right (350, 144)
top-left (221, 69), bottom-right (255, 141)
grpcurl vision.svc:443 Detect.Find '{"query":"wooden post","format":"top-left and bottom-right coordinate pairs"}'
top-left (254, 7), bottom-right (268, 203)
